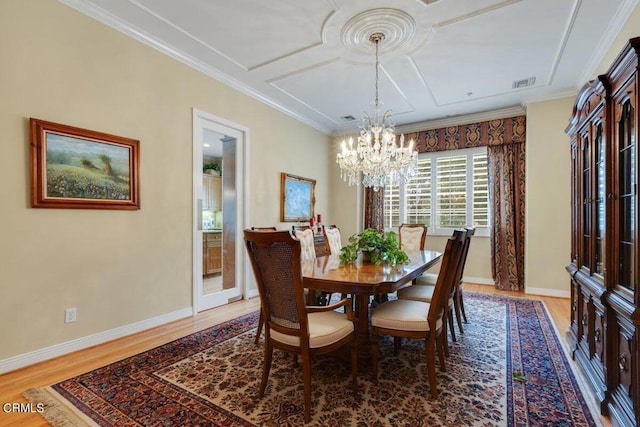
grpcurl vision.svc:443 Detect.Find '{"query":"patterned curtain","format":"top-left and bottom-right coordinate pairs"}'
top-left (364, 187), bottom-right (384, 231)
top-left (409, 116), bottom-right (527, 290)
top-left (488, 142), bottom-right (526, 290)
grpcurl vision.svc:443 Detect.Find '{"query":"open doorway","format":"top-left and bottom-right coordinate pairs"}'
top-left (192, 109), bottom-right (248, 313)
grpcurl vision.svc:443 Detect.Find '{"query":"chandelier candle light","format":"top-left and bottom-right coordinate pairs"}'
top-left (336, 32), bottom-right (418, 191)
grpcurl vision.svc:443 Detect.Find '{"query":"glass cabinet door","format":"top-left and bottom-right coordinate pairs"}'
top-left (594, 123), bottom-right (606, 276)
top-left (581, 131), bottom-right (591, 271)
top-left (618, 99), bottom-right (636, 293)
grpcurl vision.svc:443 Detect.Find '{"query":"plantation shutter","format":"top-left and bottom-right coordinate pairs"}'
top-left (405, 158), bottom-right (431, 226)
top-left (384, 178), bottom-right (400, 228)
top-left (472, 152), bottom-right (489, 228)
top-left (436, 155), bottom-right (467, 228)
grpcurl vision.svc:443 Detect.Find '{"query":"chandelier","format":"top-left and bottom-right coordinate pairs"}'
top-left (336, 32), bottom-right (418, 191)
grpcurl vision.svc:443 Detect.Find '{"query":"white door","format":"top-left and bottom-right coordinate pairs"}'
top-left (193, 109), bottom-right (248, 313)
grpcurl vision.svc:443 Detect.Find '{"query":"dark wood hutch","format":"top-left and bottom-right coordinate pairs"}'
top-left (566, 37), bottom-right (640, 426)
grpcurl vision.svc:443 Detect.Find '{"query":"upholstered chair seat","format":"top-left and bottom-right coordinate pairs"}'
top-left (415, 273), bottom-right (437, 286)
top-left (371, 299), bottom-right (443, 332)
top-left (270, 310), bottom-right (354, 348)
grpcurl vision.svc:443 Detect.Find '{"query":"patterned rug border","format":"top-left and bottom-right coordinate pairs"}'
top-left (24, 292), bottom-right (600, 426)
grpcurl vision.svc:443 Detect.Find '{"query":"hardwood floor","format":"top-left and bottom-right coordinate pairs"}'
top-left (0, 285), bottom-right (605, 426)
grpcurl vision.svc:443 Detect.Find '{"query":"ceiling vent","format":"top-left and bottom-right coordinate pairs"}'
top-left (512, 76), bottom-right (536, 89)
top-left (340, 115), bottom-right (357, 122)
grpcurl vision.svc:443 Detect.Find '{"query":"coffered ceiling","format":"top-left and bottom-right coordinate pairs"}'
top-left (60, 0), bottom-right (637, 134)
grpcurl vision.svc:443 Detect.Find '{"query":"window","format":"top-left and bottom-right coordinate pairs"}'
top-left (384, 146), bottom-right (489, 236)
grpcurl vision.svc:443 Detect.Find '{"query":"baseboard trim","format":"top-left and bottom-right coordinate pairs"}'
top-left (464, 278), bottom-right (570, 298)
top-left (464, 277), bottom-right (494, 286)
top-left (525, 287), bottom-right (570, 298)
top-left (0, 307), bottom-right (193, 375)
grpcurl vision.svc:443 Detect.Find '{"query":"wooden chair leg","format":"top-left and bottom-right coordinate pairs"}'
top-left (393, 336), bottom-right (401, 355)
top-left (436, 332), bottom-right (447, 372)
top-left (459, 290), bottom-right (468, 323)
top-left (302, 349), bottom-right (312, 423)
top-left (453, 294), bottom-right (465, 334)
top-left (254, 310), bottom-right (264, 344)
top-left (426, 334), bottom-right (438, 398)
top-left (259, 342), bottom-right (273, 397)
top-left (448, 309), bottom-right (457, 342)
top-left (442, 319), bottom-right (450, 358)
top-left (371, 327), bottom-right (380, 384)
top-left (350, 339), bottom-right (358, 390)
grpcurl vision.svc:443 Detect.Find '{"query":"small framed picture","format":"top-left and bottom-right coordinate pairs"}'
top-left (280, 172), bottom-right (315, 222)
top-left (30, 118), bottom-right (140, 209)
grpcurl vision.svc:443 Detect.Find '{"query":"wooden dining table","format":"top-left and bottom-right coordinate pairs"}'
top-left (302, 250), bottom-right (443, 362)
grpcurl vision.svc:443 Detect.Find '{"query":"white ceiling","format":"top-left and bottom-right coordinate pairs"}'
top-left (61, 0), bottom-right (637, 135)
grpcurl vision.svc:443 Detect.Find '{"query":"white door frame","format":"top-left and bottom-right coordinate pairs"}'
top-left (192, 108), bottom-right (249, 314)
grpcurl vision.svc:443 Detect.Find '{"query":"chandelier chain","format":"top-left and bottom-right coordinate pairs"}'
top-left (336, 32), bottom-right (418, 191)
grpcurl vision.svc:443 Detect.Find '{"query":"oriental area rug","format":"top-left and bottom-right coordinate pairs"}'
top-left (25, 293), bottom-right (598, 426)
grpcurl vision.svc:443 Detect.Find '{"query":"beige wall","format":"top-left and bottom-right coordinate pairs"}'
top-left (524, 97), bottom-right (574, 295)
top-left (0, 0), bottom-right (328, 363)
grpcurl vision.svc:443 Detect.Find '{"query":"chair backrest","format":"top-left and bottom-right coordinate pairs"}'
top-left (244, 229), bottom-right (309, 340)
top-left (399, 223), bottom-right (428, 251)
top-left (455, 227), bottom-right (475, 285)
top-left (293, 227), bottom-right (317, 261)
top-left (427, 229), bottom-right (466, 329)
top-left (251, 226), bottom-right (277, 231)
top-left (322, 225), bottom-right (342, 255)
top-left (399, 223), bottom-right (428, 286)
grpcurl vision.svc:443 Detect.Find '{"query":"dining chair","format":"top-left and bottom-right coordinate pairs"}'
top-left (397, 227), bottom-right (475, 339)
top-left (322, 224), bottom-right (349, 303)
top-left (322, 224), bottom-right (342, 255)
top-left (398, 223), bottom-right (428, 251)
top-left (244, 229), bottom-right (358, 423)
top-left (292, 226), bottom-right (317, 261)
top-left (398, 223), bottom-right (428, 287)
top-left (292, 225), bottom-right (336, 306)
top-left (250, 226), bottom-right (277, 344)
top-left (370, 229), bottom-right (466, 396)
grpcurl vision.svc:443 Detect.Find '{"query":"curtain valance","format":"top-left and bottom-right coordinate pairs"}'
top-left (409, 115), bottom-right (526, 153)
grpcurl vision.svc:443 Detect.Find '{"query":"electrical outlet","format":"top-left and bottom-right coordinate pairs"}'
top-left (65, 308), bottom-right (77, 323)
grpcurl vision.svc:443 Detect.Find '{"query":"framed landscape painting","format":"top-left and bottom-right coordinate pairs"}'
top-left (280, 172), bottom-right (315, 222)
top-left (30, 118), bottom-right (140, 209)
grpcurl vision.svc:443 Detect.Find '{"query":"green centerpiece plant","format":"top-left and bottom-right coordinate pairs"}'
top-left (339, 228), bottom-right (409, 267)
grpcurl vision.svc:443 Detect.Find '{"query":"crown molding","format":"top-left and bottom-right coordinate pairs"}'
top-left (57, 0), bottom-right (332, 135)
top-left (577, 0), bottom-right (640, 84)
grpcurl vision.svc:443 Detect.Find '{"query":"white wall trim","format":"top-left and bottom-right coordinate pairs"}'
top-left (0, 307), bottom-right (192, 375)
top-left (465, 278), bottom-right (571, 298)
top-left (192, 108), bottom-right (250, 311)
top-left (464, 277), bottom-right (494, 286)
top-left (525, 287), bottom-right (570, 298)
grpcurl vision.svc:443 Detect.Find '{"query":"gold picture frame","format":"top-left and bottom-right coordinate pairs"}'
top-left (280, 172), bottom-right (315, 222)
top-left (30, 118), bottom-right (140, 210)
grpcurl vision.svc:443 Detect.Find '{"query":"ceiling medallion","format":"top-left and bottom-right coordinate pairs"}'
top-left (340, 9), bottom-right (416, 60)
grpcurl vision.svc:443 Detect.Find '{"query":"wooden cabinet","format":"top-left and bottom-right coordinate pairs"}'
top-left (203, 232), bottom-right (222, 276)
top-left (203, 175), bottom-right (221, 211)
top-left (566, 37), bottom-right (640, 426)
